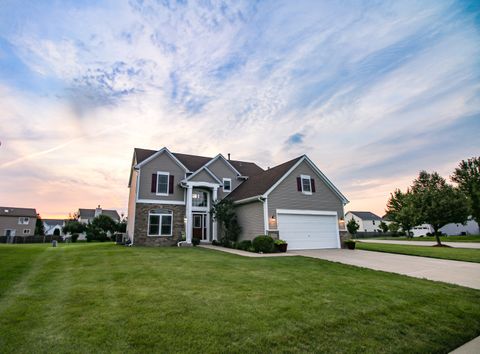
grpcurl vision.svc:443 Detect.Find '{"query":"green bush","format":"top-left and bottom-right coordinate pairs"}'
top-left (238, 240), bottom-right (252, 251)
top-left (192, 237), bottom-right (200, 246)
top-left (252, 235), bottom-right (274, 253)
top-left (71, 234), bottom-right (79, 243)
top-left (274, 239), bottom-right (287, 245)
top-left (211, 239), bottom-right (220, 246)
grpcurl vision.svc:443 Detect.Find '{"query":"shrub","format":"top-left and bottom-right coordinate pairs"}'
top-left (192, 237), bottom-right (200, 246)
top-left (238, 240), bottom-right (252, 251)
top-left (71, 234), bottom-right (79, 243)
top-left (252, 235), bottom-right (274, 253)
top-left (211, 239), bottom-right (220, 246)
top-left (274, 239), bottom-right (287, 245)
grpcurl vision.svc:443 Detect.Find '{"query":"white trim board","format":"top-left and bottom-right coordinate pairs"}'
top-left (183, 166), bottom-right (222, 184)
top-left (276, 209), bottom-right (338, 216)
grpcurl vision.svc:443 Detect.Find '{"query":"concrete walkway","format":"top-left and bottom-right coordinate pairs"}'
top-left (291, 249), bottom-right (480, 290)
top-left (450, 335), bottom-right (480, 353)
top-left (359, 239), bottom-right (480, 249)
top-left (198, 244), bottom-right (297, 257)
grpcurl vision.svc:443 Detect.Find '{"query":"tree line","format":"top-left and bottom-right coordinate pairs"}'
top-left (385, 157), bottom-right (479, 246)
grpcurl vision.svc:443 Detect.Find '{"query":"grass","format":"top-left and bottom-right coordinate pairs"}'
top-left (0, 243), bottom-right (479, 353)
top-left (357, 242), bottom-right (480, 263)
top-left (369, 235), bottom-right (480, 242)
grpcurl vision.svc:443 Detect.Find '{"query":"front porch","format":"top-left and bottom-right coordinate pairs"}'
top-left (182, 181), bottom-right (220, 245)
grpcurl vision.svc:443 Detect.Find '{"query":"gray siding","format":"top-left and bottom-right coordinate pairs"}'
top-left (0, 216), bottom-right (37, 236)
top-left (267, 160), bottom-right (344, 223)
top-left (138, 152), bottom-right (186, 202)
top-left (207, 158), bottom-right (241, 200)
top-left (189, 169), bottom-right (218, 184)
top-left (235, 201), bottom-right (264, 241)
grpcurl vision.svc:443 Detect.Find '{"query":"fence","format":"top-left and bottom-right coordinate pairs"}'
top-left (0, 235), bottom-right (64, 244)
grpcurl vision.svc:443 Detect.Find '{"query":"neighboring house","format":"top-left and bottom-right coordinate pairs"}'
top-left (440, 218), bottom-right (479, 236)
top-left (127, 147), bottom-right (349, 250)
top-left (0, 206), bottom-right (37, 237)
top-left (78, 206), bottom-right (121, 224)
top-left (43, 219), bottom-right (66, 236)
top-left (345, 211), bottom-right (383, 232)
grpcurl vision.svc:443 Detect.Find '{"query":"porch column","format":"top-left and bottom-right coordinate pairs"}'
top-left (186, 185), bottom-right (193, 244)
top-left (212, 187), bottom-right (218, 241)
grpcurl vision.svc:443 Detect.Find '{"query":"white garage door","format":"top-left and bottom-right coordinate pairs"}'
top-left (277, 210), bottom-right (339, 250)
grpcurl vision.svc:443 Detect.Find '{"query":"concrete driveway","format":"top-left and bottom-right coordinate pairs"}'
top-left (359, 239), bottom-right (480, 249)
top-left (291, 249), bottom-right (480, 289)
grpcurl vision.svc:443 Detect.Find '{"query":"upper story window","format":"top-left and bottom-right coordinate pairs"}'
top-left (372, 220), bottom-right (376, 225)
top-left (156, 172), bottom-right (169, 195)
top-left (18, 217), bottom-right (30, 225)
top-left (223, 178), bottom-right (232, 193)
top-left (301, 175), bottom-right (312, 194)
top-left (192, 191), bottom-right (208, 207)
top-left (23, 229), bottom-right (31, 235)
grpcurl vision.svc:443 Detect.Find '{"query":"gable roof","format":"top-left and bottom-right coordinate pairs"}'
top-left (347, 211), bottom-right (382, 221)
top-left (0, 207), bottom-right (37, 217)
top-left (79, 209), bottom-right (120, 221)
top-left (133, 148), bottom-right (264, 177)
top-left (227, 157), bottom-right (303, 201)
top-left (184, 166), bottom-right (222, 184)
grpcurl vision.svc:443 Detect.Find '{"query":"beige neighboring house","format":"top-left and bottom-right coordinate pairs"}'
top-left (0, 206), bottom-right (37, 237)
top-left (127, 147), bottom-right (349, 250)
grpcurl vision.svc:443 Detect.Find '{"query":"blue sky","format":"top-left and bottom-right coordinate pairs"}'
top-left (0, 0), bottom-right (479, 217)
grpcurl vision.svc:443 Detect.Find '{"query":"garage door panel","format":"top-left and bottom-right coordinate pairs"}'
top-left (277, 212), bottom-right (339, 250)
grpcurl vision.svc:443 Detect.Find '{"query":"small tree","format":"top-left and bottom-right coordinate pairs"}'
top-left (87, 215), bottom-right (117, 241)
top-left (35, 214), bottom-right (45, 236)
top-left (63, 220), bottom-right (86, 241)
top-left (412, 171), bottom-right (469, 245)
top-left (378, 221), bottom-right (389, 233)
top-left (451, 157), bottom-right (480, 226)
top-left (346, 218), bottom-right (359, 238)
top-left (388, 222), bottom-right (400, 236)
top-left (210, 199), bottom-right (242, 244)
top-left (386, 189), bottom-right (420, 239)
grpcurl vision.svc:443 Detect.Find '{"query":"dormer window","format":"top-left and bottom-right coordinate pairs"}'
top-left (223, 178), bottom-right (232, 192)
top-left (301, 175), bottom-right (312, 194)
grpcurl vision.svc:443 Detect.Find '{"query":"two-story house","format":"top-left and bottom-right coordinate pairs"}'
top-left (127, 147), bottom-right (348, 250)
top-left (345, 211), bottom-right (383, 232)
top-left (0, 206), bottom-right (37, 237)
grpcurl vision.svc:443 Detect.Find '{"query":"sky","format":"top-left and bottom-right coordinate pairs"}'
top-left (0, 0), bottom-right (479, 219)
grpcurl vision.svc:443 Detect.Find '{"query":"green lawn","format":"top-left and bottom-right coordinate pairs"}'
top-left (370, 235), bottom-right (480, 242)
top-left (1, 243), bottom-right (480, 353)
top-left (357, 242), bottom-right (480, 263)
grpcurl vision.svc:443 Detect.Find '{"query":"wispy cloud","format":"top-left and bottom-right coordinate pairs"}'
top-left (0, 0), bottom-right (479, 217)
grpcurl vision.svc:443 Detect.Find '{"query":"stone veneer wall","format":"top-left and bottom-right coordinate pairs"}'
top-left (339, 230), bottom-right (350, 248)
top-left (134, 203), bottom-right (186, 246)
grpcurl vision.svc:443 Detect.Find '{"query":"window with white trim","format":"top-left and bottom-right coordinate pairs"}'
top-left (223, 178), bottom-right (232, 192)
top-left (301, 175), bottom-right (312, 194)
top-left (23, 229), bottom-right (31, 235)
top-left (156, 172), bottom-right (169, 195)
top-left (18, 217), bottom-right (30, 225)
top-left (148, 209), bottom-right (173, 236)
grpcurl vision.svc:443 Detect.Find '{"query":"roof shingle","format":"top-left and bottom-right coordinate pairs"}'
top-left (347, 211), bottom-right (382, 220)
top-left (0, 207), bottom-right (37, 217)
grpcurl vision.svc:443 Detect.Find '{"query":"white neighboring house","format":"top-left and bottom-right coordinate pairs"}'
top-left (76, 205), bottom-right (121, 240)
top-left (440, 218), bottom-right (479, 236)
top-left (43, 219), bottom-right (66, 236)
top-left (345, 211), bottom-right (383, 232)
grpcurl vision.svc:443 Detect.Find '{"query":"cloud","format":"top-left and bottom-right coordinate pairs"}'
top-left (0, 0), bottom-right (479, 217)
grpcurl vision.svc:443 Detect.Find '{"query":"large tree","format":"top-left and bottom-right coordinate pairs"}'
top-left (386, 189), bottom-right (420, 239)
top-left (411, 171), bottom-right (469, 245)
top-left (451, 157), bottom-right (480, 226)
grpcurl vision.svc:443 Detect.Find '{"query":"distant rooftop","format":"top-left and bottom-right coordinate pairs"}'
top-left (347, 211), bottom-right (382, 221)
top-left (0, 206), bottom-right (37, 217)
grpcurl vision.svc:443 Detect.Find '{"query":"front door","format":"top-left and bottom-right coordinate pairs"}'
top-left (192, 214), bottom-right (207, 241)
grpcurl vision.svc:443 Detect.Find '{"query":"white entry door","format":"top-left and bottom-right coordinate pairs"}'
top-left (277, 210), bottom-right (339, 250)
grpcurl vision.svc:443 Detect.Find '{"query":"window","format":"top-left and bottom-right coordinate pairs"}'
top-left (192, 191), bottom-right (208, 207)
top-left (18, 217), bottom-right (30, 225)
top-left (148, 209), bottom-right (173, 236)
top-left (372, 220), bottom-right (376, 225)
top-left (156, 172), bottom-right (169, 195)
top-left (23, 229), bottom-right (30, 235)
top-left (301, 175), bottom-right (312, 194)
top-left (193, 215), bottom-right (202, 228)
top-left (223, 178), bottom-right (232, 192)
